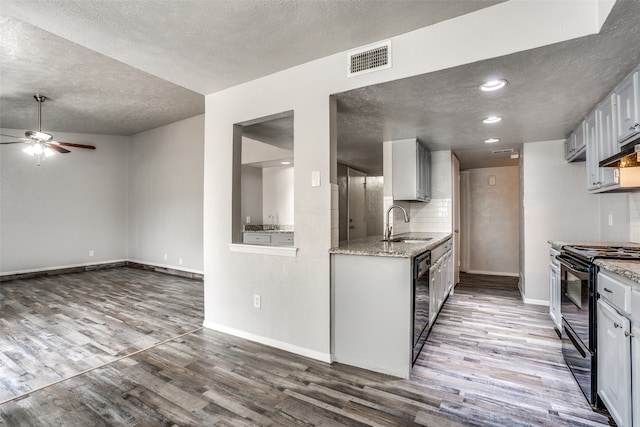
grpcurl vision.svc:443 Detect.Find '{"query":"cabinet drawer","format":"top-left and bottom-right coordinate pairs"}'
top-left (243, 233), bottom-right (271, 244)
top-left (272, 233), bottom-right (294, 245)
top-left (598, 271), bottom-right (632, 314)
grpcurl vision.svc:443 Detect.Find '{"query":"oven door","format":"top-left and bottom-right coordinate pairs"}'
top-left (561, 317), bottom-right (595, 405)
top-left (557, 253), bottom-right (597, 405)
top-left (412, 252), bottom-right (430, 364)
top-left (557, 254), bottom-right (592, 348)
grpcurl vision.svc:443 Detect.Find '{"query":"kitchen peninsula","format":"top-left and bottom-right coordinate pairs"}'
top-left (330, 232), bottom-right (452, 378)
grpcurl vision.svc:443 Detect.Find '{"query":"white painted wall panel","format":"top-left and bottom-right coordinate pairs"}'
top-left (262, 165), bottom-right (294, 225)
top-left (468, 166), bottom-right (519, 276)
top-left (128, 114), bottom-right (204, 272)
top-left (0, 128), bottom-right (129, 273)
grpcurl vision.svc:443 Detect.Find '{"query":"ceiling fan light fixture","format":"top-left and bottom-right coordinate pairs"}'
top-left (482, 116), bottom-right (502, 124)
top-left (44, 147), bottom-right (56, 157)
top-left (484, 138), bottom-right (500, 143)
top-left (480, 79), bottom-right (507, 92)
top-left (23, 145), bottom-right (36, 156)
top-left (25, 130), bottom-right (53, 142)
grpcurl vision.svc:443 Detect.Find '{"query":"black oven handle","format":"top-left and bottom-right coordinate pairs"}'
top-left (556, 254), bottom-right (589, 274)
top-left (564, 323), bottom-right (587, 358)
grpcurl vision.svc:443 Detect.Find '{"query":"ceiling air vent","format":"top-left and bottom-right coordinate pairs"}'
top-left (347, 40), bottom-right (392, 77)
top-left (492, 149), bottom-right (516, 155)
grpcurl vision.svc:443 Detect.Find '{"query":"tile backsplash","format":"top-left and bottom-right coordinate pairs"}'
top-left (630, 191), bottom-right (640, 243)
top-left (384, 197), bottom-right (452, 235)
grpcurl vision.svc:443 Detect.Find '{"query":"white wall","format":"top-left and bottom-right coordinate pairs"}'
top-left (1, 115), bottom-right (205, 276)
top-left (630, 192), bottom-right (640, 242)
top-left (128, 114), bottom-right (204, 273)
top-left (522, 139), bottom-right (629, 303)
top-left (467, 166), bottom-right (519, 276)
top-left (203, 1), bottom-right (609, 361)
top-left (0, 128), bottom-right (129, 273)
top-left (262, 165), bottom-right (294, 225)
top-left (242, 137), bottom-right (292, 165)
top-left (241, 166), bottom-right (263, 225)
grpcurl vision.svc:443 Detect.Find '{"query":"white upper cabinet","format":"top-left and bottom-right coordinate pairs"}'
top-left (596, 94), bottom-right (619, 189)
top-left (586, 111), bottom-right (599, 190)
top-left (581, 65), bottom-right (640, 193)
top-left (617, 70), bottom-right (639, 144)
top-left (392, 138), bottom-right (431, 202)
top-left (566, 121), bottom-right (586, 161)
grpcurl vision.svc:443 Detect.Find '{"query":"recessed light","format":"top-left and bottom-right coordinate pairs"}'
top-left (484, 138), bottom-right (500, 143)
top-left (482, 116), bottom-right (502, 124)
top-left (480, 79), bottom-right (508, 92)
top-left (281, 161), bottom-right (291, 165)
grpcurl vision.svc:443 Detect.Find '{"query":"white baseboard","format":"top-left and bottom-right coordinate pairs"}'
top-left (0, 259), bottom-right (127, 276)
top-left (1, 259), bottom-right (203, 278)
top-left (202, 320), bottom-right (332, 364)
top-left (466, 270), bottom-right (519, 277)
top-left (127, 258), bottom-right (204, 275)
top-left (521, 296), bottom-right (549, 306)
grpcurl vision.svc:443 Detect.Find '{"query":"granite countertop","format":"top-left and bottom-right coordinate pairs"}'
top-left (244, 230), bottom-right (294, 234)
top-left (548, 240), bottom-right (640, 251)
top-left (595, 259), bottom-right (640, 285)
top-left (329, 232), bottom-right (452, 258)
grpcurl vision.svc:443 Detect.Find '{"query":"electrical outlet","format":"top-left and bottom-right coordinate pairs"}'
top-left (179, 258), bottom-right (183, 265)
top-left (89, 250), bottom-right (94, 257)
top-left (608, 214), bottom-right (613, 226)
top-left (163, 253), bottom-right (168, 261)
top-left (253, 294), bottom-right (261, 309)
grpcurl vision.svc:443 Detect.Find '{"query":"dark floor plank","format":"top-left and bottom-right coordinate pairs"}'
top-left (0, 270), bottom-right (611, 426)
top-left (0, 267), bottom-right (203, 402)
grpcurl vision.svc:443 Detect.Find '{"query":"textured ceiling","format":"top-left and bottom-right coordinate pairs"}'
top-left (0, 0), bottom-right (503, 138)
top-left (0, 16), bottom-right (204, 136)
top-left (1, 0), bottom-right (637, 171)
top-left (335, 0), bottom-right (640, 173)
top-left (0, 0), bottom-right (504, 94)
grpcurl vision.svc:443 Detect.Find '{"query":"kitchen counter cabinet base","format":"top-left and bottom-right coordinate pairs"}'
top-left (331, 254), bottom-right (412, 379)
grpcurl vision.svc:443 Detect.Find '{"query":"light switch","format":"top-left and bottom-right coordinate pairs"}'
top-left (312, 171), bottom-right (321, 187)
top-left (489, 175), bottom-right (496, 186)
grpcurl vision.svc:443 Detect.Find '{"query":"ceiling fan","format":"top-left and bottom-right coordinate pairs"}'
top-left (0, 95), bottom-right (96, 165)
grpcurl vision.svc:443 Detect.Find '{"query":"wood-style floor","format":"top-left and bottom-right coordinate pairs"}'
top-left (0, 269), bottom-right (611, 426)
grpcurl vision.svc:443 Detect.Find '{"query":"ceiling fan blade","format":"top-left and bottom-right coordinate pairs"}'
top-left (46, 143), bottom-right (71, 154)
top-left (0, 141), bottom-right (28, 145)
top-left (52, 141), bottom-right (96, 150)
top-left (0, 133), bottom-right (30, 141)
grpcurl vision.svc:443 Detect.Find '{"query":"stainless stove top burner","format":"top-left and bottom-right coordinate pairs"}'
top-left (564, 244), bottom-right (640, 262)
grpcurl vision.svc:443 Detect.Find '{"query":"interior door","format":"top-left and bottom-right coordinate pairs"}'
top-left (452, 155), bottom-right (460, 285)
top-left (348, 168), bottom-right (367, 240)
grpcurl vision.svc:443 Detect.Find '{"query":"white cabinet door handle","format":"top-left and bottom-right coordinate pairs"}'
top-left (614, 322), bottom-right (622, 328)
top-left (603, 287), bottom-right (613, 293)
top-left (625, 331), bottom-right (634, 337)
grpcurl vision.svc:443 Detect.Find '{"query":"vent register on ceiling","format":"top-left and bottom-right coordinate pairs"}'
top-left (347, 40), bottom-right (392, 77)
top-left (0, 95), bottom-right (96, 166)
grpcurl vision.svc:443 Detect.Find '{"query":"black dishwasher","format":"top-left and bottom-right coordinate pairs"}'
top-left (412, 250), bottom-right (431, 364)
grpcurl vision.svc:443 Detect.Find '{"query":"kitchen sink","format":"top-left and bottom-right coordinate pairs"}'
top-left (381, 237), bottom-right (432, 243)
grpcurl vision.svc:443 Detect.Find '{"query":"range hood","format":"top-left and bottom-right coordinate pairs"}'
top-left (600, 134), bottom-right (640, 168)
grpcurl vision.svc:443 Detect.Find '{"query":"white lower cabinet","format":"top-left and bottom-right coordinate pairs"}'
top-left (428, 248), bottom-right (454, 329)
top-left (633, 322), bottom-right (639, 427)
top-left (597, 270), bottom-right (638, 427)
top-left (429, 261), bottom-right (439, 327)
top-left (598, 299), bottom-right (632, 427)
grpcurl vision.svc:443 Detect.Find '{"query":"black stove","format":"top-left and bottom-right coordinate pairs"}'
top-left (563, 244), bottom-right (640, 262)
top-left (558, 242), bottom-right (640, 408)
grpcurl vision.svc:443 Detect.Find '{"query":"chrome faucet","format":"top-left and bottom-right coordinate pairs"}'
top-left (385, 204), bottom-right (409, 240)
